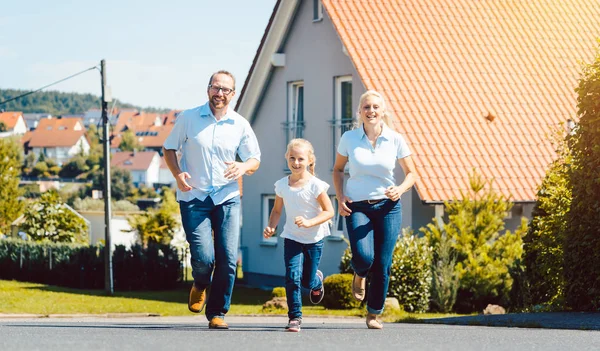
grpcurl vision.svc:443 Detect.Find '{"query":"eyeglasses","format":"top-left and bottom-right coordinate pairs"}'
top-left (208, 85), bottom-right (234, 95)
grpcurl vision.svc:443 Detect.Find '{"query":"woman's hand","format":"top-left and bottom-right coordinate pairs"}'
top-left (385, 186), bottom-right (402, 201)
top-left (263, 226), bottom-right (276, 239)
top-left (337, 195), bottom-right (353, 217)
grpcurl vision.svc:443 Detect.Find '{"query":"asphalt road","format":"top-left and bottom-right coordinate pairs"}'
top-left (1, 315), bottom-right (599, 351)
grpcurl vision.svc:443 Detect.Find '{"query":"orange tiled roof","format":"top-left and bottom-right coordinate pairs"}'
top-left (322, 0), bottom-right (600, 202)
top-left (27, 118), bottom-right (87, 148)
top-left (111, 151), bottom-right (158, 171)
top-left (0, 111), bottom-right (24, 129)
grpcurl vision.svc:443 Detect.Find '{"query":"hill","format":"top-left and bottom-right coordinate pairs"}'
top-left (0, 89), bottom-right (171, 115)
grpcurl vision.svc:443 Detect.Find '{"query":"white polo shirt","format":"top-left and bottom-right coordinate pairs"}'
top-left (163, 102), bottom-right (261, 204)
top-left (337, 123), bottom-right (411, 202)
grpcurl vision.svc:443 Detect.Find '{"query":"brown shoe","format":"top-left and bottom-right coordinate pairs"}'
top-left (366, 313), bottom-right (383, 329)
top-left (188, 284), bottom-right (206, 313)
top-left (208, 317), bottom-right (229, 329)
top-left (352, 273), bottom-right (366, 301)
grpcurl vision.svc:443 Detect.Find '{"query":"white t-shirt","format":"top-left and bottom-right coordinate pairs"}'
top-left (274, 175), bottom-right (331, 244)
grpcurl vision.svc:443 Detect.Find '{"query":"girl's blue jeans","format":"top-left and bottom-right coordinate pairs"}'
top-left (283, 238), bottom-right (324, 320)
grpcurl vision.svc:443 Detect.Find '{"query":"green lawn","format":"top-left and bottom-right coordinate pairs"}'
top-left (0, 280), bottom-right (457, 321)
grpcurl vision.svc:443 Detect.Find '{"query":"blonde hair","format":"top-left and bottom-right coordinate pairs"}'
top-left (285, 138), bottom-right (316, 175)
top-left (354, 90), bottom-right (393, 128)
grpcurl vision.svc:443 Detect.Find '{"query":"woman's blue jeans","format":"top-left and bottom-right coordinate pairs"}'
top-left (345, 199), bottom-right (402, 315)
top-left (283, 238), bottom-right (324, 320)
top-left (179, 195), bottom-right (240, 321)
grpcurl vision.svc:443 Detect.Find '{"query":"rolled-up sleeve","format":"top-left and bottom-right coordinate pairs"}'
top-left (238, 121), bottom-right (261, 162)
top-left (163, 112), bottom-right (187, 151)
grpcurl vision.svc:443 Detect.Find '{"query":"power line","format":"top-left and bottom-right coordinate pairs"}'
top-left (0, 65), bottom-right (99, 106)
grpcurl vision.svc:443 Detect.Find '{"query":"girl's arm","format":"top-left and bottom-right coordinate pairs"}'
top-left (294, 191), bottom-right (335, 228)
top-left (263, 195), bottom-right (284, 238)
top-left (384, 155), bottom-right (417, 201)
top-left (332, 152), bottom-right (352, 216)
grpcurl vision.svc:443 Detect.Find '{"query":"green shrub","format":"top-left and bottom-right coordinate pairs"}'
top-left (271, 287), bottom-right (286, 298)
top-left (564, 44), bottom-right (600, 311)
top-left (0, 238), bottom-right (181, 290)
top-left (388, 230), bottom-right (432, 313)
top-left (421, 172), bottom-right (526, 313)
top-left (523, 128), bottom-right (571, 310)
top-left (322, 273), bottom-right (361, 309)
top-left (428, 231), bottom-right (459, 312)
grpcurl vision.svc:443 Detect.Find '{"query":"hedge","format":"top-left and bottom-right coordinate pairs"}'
top-left (0, 238), bottom-right (181, 290)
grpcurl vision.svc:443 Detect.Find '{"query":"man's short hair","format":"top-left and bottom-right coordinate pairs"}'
top-left (208, 70), bottom-right (236, 90)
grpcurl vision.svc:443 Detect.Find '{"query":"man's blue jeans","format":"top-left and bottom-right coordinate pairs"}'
top-left (179, 195), bottom-right (240, 321)
top-left (345, 199), bottom-right (402, 315)
top-left (283, 238), bottom-right (324, 320)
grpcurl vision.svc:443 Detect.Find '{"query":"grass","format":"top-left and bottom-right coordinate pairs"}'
top-left (0, 279), bottom-right (356, 317)
top-left (0, 280), bottom-right (459, 321)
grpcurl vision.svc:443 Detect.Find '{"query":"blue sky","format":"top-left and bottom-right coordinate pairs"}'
top-left (0, 0), bottom-right (276, 110)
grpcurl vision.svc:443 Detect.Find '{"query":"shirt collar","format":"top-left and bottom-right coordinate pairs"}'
top-left (199, 102), bottom-right (232, 121)
top-left (360, 123), bottom-right (392, 141)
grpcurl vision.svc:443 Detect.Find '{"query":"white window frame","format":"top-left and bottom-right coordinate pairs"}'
top-left (332, 75), bottom-right (353, 166)
top-left (262, 195), bottom-right (278, 245)
top-left (313, 0), bottom-right (323, 21)
top-left (287, 81), bottom-right (304, 140)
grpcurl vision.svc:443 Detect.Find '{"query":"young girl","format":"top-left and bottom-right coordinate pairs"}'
top-left (263, 138), bottom-right (334, 332)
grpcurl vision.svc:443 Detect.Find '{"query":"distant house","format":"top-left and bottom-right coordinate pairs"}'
top-left (158, 157), bottom-right (176, 187)
top-left (22, 117), bottom-right (90, 165)
top-left (110, 110), bottom-right (178, 154)
top-left (22, 113), bottom-right (52, 131)
top-left (234, 0), bottom-right (600, 287)
top-left (0, 111), bottom-right (28, 137)
top-left (111, 150), bottom-right (161, 187)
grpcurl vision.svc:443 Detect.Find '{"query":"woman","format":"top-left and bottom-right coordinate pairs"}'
top-left (332, 90), bottom-right (416, 329)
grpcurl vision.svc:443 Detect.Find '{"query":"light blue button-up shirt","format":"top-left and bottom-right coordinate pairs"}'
top-left (163, 102), bottom-right (261, 204)
top-left (337, 124), bottom-right (411, 201)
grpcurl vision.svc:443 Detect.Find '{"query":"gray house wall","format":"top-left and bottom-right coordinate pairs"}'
top-left (240, 0), bottom-right (420, 288)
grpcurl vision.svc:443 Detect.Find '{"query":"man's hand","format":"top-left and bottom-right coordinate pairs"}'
top-left (176, 172), bottom-right (193, 192)
top-left (224, 161), bottom-right (248, 180)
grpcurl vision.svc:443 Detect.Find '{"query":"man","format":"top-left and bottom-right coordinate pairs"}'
top-left (163, 70), bottom-right (260, 329)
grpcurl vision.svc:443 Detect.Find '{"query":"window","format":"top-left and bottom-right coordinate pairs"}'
top-left (329, 196), bottom-right (345, 238)
top-left (283, 81), bottom-right (305, 144)
top-left (262, 195), bottom-right (278, 244)
top-left (313, 0), bottom-right (323, 21)
top-left (331, 76), bottom-right (353, 161)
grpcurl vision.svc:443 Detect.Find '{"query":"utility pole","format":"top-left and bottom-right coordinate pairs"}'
top-left (100, 59), bottom-right (114, 295)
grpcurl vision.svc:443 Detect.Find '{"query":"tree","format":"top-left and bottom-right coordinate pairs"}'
top-left (20, 190), bottom-right (89, 243)
top-left (119, 130), bottom-right (143, 152)
top-left (523, 127), bottom-right (572, 309)
top-left (59, 155), bottom-right (90, 178)
top-left (564, 43), bottom-right (600, 311)
top-left (0, 137), bottom-right (24, 234)
top-left (0, 121), bottom-right (6, 133)
top-left (87, 167), bottom-right (134, 201)
top-left (127, 193), bottom-right (180, 248)
top-left (421, 172), bottom-right (527, 313)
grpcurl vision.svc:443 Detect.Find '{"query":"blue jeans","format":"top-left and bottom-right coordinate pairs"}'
top-left (284, 238), bottom-right (324, 320)
top-left (179, 195), bottom-right (241, 321)
top-left (345, 199), bottom-right (402, 315)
